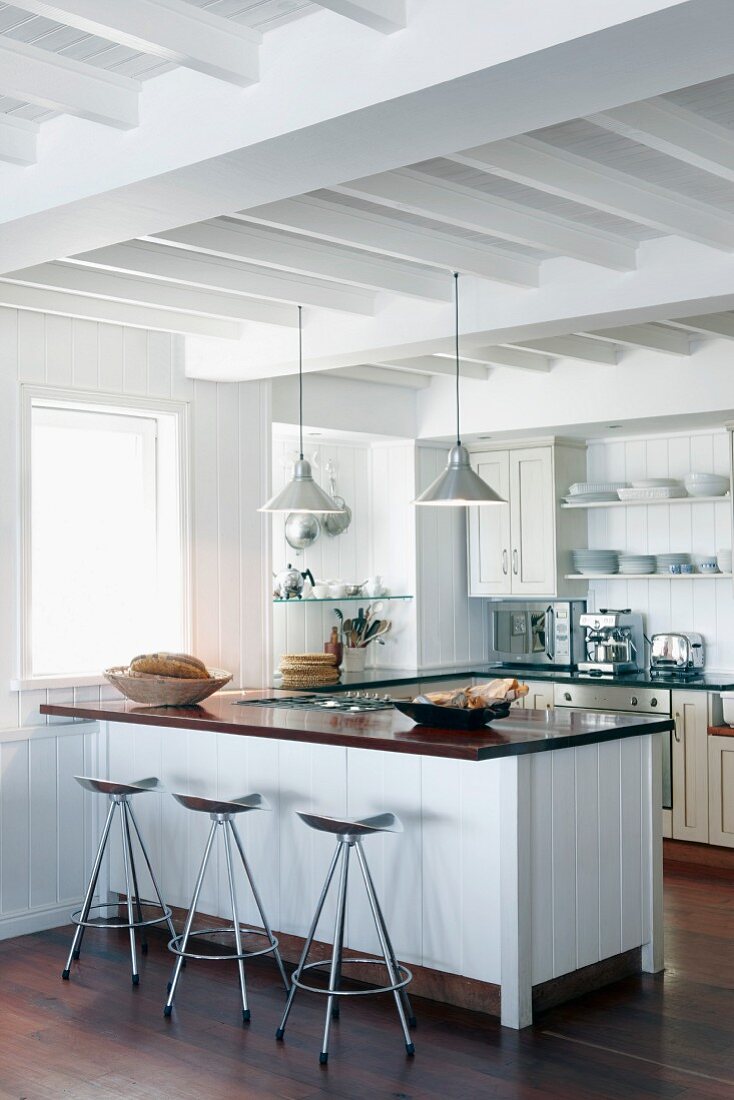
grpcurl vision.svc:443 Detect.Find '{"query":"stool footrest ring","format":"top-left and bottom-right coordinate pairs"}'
top-left (71, 900), bottom-right (173, 932)
top-left (292, 957), bottom-right (412, 997)
top-left (167, 927), bottom-right (280, 963)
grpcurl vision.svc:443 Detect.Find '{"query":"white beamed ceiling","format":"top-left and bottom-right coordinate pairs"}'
top-left (2, 2), bottom-right (734, 386)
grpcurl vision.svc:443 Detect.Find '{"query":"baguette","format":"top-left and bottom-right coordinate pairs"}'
top-left (129, 652), bottom-right (210, 680)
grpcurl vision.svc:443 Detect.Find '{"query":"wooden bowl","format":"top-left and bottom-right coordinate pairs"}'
top-left (104, 666), bottom-right (232, 706)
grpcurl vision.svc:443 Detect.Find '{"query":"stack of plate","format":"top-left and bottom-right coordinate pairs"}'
top-left (717, 548), bottom-right (733, 573)
top-left (572, 549), bottom-right (618, 575)
top-left (618, 553), bottom-right (656, 575)
top-left (564, 481), bottom-right (628, 504)
top-left (655, 553), bottom-right (690, 574)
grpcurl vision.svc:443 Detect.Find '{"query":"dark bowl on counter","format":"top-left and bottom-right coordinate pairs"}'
top-left (394, 699), bottom-right (512, 730)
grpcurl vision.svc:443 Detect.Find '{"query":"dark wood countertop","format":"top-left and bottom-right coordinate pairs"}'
top-left (708, 725), bottom-right (734, 737)
top-left (40, 690), bottom-right (674, 762)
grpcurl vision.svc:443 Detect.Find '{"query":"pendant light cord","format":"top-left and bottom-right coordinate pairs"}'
top-left (298, 305), bottom-right (304, 461)
top-left (454, 272), bottom-right (461, 447)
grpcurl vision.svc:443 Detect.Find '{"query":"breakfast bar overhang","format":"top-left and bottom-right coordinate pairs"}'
top-left (41, 693), bottom-right (671, 1029)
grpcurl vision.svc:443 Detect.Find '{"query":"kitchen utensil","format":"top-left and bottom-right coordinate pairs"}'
top-left (322, 462), bottom-right (352, 536)
top-left (105, 666), bottom-right (232, 706)
top-left (342, 647), bottom-right (367, 672)
top-left (284, 512), bottom-right (321, 550)
top-left (344, 583), bottom-right (365, 596)
top-left (273, 564), bottom-right (316, 599)
top-left (394, 698), bottom-right (511, 729)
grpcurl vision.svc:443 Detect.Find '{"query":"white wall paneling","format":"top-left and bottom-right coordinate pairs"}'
top-left (585, 427), bottom-right (734, 669)
top-left (0, 305), bottom-right (271, 939)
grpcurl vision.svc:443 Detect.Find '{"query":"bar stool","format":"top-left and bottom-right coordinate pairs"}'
top-left (62, 776), bottom-right (175, 985)
top-left (164, 792), bottom-right (289, 1023)
top-left (276, 810), bottom-right (416, 1064)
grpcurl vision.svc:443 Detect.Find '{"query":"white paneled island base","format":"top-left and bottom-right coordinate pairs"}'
top-left (93, 716), bottom-right (664, 1028)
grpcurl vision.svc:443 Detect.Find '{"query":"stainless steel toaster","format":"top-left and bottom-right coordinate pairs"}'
top-left (650, 632), bottom-right (704, 671)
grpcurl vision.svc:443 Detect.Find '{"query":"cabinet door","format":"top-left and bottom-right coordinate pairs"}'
top-left (672, 691), bottom-right (709, 843)
top-left (708, 735), bottom-right (734, 848)
top-left (509, 447), bottom-right (556, 597)
top-left (467, 451), bottom-right (511, 596)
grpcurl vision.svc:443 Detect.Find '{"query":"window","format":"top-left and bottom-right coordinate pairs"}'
top-left (21, 389), bottom-right (188, 682)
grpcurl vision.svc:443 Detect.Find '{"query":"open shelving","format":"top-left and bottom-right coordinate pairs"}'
top-left (564, 573), bottom-right (732, 581)
top-left (561, 495), bottom-right (730, 509)
top-left (273, 594), bottom-right (414, 604)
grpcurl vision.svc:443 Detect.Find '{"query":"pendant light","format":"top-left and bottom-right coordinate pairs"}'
top-left (413, 273), bottom-right (506, 507)
top-left (259, 307), bottom-right (344, 514)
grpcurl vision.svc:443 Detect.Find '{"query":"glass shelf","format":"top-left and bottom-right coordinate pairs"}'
top-left (273, 594), bottom-right (414, 604)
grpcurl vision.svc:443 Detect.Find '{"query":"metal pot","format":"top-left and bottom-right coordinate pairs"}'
top-left (273, 564), bottom-right (315, 599)
top-left (285, 512), bottom-right (321, 550)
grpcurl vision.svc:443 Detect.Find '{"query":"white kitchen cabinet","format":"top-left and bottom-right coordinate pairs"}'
top-left (467, 439), bottom-right (587, 599)
top-left (671, 691), bottom-right (709, 843)
top-left (708, 734), bottom-right (734, 848)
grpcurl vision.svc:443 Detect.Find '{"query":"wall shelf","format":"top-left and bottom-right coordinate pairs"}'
top-left (562, 495), bottom-right (730, 509)
top-left (273, 594), bottom-right (414, 604)
top-left (564, 573), bottom-right (732, 581)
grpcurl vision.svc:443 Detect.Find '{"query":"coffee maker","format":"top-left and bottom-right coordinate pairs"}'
top-left (578, 609), bottom-right (645, 675)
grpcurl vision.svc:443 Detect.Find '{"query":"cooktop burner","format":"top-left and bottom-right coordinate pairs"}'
top-left (234, 692), bottom-right (394, 714)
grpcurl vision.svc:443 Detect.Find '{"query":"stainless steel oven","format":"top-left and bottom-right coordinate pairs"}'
top-left (553, 682), bottom-right (673, 810)
top-left (488, 600), bottom-right (587, 670)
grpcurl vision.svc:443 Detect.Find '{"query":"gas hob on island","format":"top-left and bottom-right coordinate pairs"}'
top-left (234, 692), bottom-right (394, 713)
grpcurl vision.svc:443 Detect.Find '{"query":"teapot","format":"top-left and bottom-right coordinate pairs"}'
top-left (273, 564), bottom-right (315, 600)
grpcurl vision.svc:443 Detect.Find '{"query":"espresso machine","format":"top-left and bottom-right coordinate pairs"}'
top-left (578, 609), bottom-right (645, 675)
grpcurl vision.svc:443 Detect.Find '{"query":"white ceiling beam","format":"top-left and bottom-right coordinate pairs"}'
top-left (0, 280), bottom-right (240, 337)
top-left (465, 346), bottom-right (553, 372)
top-left (68, 242), bottom-right (377, 315)
top-left (590, 98), bottom-right (734, 183)
top-left (333, 365), bottom-right (430, 388)
top-left (510, 335), bottom-right (619, 364)
top-left (0, 113), bottom-right (37, 165)
top-left (4, 261), bottom-right (297, 327)
top-left (0, 35), bottom-right (138, 129)
top-left (14, 0), bottom-right (260, 87)
top-left (147, 219), bottom-right (451, 301)
top-left (665, 314), bottom-right (734, 340)
top-left (315, 0), bottom-right (405, 33)
top-left (237, 197), bottom-right (537, 286)
top-left (450, 135), bottom-right (734, 251)
top-left (374, 355), bottom-right (490, 380)
top-left (582, 323), bottom-right (692, 355)
top-left (335, 169), bottom-right (636, 270)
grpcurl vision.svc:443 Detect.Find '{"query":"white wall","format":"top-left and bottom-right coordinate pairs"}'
top-left (0, 307), bottom-right (271, 937)
top-left (271, 373), bottom-right (418, 440)
top-left (585, 428), bottom-right (734, 670)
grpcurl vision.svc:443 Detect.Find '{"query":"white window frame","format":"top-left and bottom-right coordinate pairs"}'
top-left (14, 384), bottom-right (191, 690)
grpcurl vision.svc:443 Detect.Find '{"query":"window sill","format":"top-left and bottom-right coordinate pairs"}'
top-left (10, 674), bottom-right (108, 692)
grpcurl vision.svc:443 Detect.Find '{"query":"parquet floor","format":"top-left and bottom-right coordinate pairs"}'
top-left (0, 868), bottom-right (731, 1099)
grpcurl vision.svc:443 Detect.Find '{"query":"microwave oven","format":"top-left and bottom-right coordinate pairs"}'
top-left (487, 600), bottom-right (587, 669)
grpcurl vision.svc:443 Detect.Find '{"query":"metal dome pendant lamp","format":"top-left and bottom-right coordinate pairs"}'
top-left (259, 307), bottom-right (345, 514)
top-left (413, 273), bottom-right (506, 507)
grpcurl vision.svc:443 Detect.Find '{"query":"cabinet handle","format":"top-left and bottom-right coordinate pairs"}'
top-left (673, 711), bottom-right (681, 743)
top-left (502, 549), bottom-right (508, 575)
top-left (512, 549), bottom-right (519, 575)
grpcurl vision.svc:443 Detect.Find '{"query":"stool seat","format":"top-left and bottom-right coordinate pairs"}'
top-left (74, 775), bottom-right (162, 797)
top-left (296, 810), bottom-right (402, 837)
top-left (171, 791), bottom-right (268, 816)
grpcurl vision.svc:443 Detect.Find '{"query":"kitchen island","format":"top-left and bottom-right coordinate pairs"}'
top-left (42, 692), bottom-right (671, 1028)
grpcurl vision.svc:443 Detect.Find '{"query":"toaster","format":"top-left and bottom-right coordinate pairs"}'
top-left (650, 632), bottom-right (704, 671)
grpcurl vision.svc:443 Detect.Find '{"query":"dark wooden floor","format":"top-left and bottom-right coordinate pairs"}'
top-left (0, 868), bottom-right (732, 1099)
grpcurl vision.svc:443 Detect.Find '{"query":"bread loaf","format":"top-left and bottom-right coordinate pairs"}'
top-left (129, 653), bottom-right (210, 680)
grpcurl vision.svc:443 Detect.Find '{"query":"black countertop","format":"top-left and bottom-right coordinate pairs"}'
top-left (287, 664), bottom-right (734, 693)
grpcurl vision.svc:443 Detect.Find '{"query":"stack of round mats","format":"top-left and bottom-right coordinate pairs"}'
top-left (279, 653), bottom-right (340, 689)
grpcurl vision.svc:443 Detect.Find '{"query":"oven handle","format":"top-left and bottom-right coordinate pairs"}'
top-left (545, 605), bottom-right (555, 662)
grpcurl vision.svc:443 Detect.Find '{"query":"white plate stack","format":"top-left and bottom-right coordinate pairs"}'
top-left (572, 549), bottom-right (618, 575)
top-left (655, 553), bottom-right (690, 574)
top-left (564, 482), bottom-right (628, 504)
top-left (618, 479), bottom-right (686, 501)
top-left (618, 553), bottom-right (656, 575)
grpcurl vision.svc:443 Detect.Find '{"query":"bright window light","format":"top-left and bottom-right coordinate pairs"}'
top-left (28, 399), bottom-right (186, 678)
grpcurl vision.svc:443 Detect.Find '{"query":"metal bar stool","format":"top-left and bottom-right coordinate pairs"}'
top-left (62, 776), bottom-right (175, 986)
top-left (164, 792), bottom-right (289, 1023)
top-left (276, 810), bottom-right (416, 1064)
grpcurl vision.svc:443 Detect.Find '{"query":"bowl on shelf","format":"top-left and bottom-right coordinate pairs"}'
top-left (695, 557), bottom-right (719, 573)
top-left (683, 473), bottom-right (730, 498)
top-left (310, 584), bottom-right (330, 598)
top-left (105, 667), bottom-right (232, 706)
top-left (328, 583), bottom-right (348, 598)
